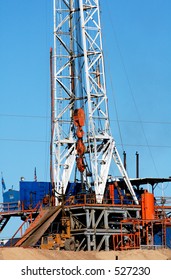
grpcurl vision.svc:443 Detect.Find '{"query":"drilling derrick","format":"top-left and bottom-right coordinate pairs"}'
top-left (52, 0), bottom-right (138, 204)
top-left (2, 0), bottom-right (171, 253)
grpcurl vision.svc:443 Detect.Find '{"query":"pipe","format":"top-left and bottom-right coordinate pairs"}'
top-left (123, 151), bottom-right (126, 170)
top-left (136, 151), bottom-right (139, 178)
top-left (50, 47), bottom-right (55, 187)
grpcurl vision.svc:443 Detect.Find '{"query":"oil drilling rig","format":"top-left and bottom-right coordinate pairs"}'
top-left (1, 0), bottom-right (171, 251)
top-left (51, 0), bottom-right (139, 206)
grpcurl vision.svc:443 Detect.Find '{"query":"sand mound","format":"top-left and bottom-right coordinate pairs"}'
top-left (0, 247), bottom-right (171, 260)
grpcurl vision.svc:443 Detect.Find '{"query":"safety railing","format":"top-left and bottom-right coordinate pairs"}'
top-left (0, 200), bottom-right (43, 214)
top-left (64, 193), bottom-right (137, 206)
top-left (9, 201), bottom-right (42, 246)
top-left (0, 201), bottom-right (23, 213)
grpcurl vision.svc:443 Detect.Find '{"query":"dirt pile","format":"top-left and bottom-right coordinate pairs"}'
top-left (0, 247), bottom-right (171, 260)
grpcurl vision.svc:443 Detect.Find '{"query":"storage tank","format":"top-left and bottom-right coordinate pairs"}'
top-left (141, 190), bottom-right (155, 220)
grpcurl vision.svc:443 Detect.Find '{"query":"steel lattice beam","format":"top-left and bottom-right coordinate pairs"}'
top-left (52, 0), bottom-right (139, 205)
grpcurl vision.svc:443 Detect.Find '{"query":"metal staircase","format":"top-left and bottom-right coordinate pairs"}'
top-left (14, 206), bottom-right (61, 247)
top-left (0, 216), bottom-right (10, 232)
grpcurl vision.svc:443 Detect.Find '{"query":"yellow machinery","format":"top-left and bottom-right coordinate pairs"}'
top-left (40, 216), bottom-right (75, 251)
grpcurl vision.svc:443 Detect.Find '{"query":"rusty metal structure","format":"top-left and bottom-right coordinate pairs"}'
top-left (1, 176), bottom-right (171, 250)
top-left (1, 0), bottom-right (171, 251)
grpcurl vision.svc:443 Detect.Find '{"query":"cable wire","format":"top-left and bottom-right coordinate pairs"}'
top-left (105, 0), bottom-right (159, 176)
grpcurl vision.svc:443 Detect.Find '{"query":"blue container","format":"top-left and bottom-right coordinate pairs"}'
top-left (154, 230), bottom-right (162, 246)
top-left (65, 182), bottom-right (87, 204)
top-left (20, 181), bottom-right (52, 209)
top-left (65, 182), bottom-right (83, 196)
top-left (3, 189), bottom-right (20, 211)
top-left (154, 227), bottom-right (171, 248)
top-left (104, 184), bottom-right (134, 205)
top-left (166, 227), bottom-right (171, 248)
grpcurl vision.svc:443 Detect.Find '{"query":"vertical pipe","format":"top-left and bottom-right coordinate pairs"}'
top-left (105, 236), bottom-right (109, 251)
top-left (104, 209), bottom-right (108, 229)
top-left (109, 184), bottom-right (114, 204)
top-left (50, 48), bottom-right (55, 192)
top-left (93, 234), bottom-right (96, 251)
top-left (136, 151), bottom-right (139, 178)
top-left (69, 0), bottom-right (75, 101)
top-left (123, 151), bottom-right (126, 170)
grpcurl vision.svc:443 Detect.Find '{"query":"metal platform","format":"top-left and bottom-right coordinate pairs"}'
top-left (1, 191), bottom-right (171, 251)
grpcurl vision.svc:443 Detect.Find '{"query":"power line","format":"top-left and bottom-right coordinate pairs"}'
top-left (118, 143), bottom-right (171, 148)
top-left (111, 119), bottom-right (171, 125)
top-left (105, 1), bottom-right (161, 176)
top-left (0, 114), bottom-right (50, 119)
top-left (1, 113), bottom-right (171, 126)
top-left (0, 137), bottom-right (171, 149)
top-left (0, 138), bottom-right (50, 143)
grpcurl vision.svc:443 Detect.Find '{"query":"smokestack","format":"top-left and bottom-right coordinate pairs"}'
top-left (136, 151), bottom-right (139, 178)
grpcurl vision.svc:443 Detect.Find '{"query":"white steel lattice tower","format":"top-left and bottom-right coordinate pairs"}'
top-left (52, 0), bottom-right (138, 204)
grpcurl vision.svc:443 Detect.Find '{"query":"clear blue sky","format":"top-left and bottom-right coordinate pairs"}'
top-left (102, 0), bottom-right (171, 185)
top-left (1, 0), bottom-right (171, 238)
